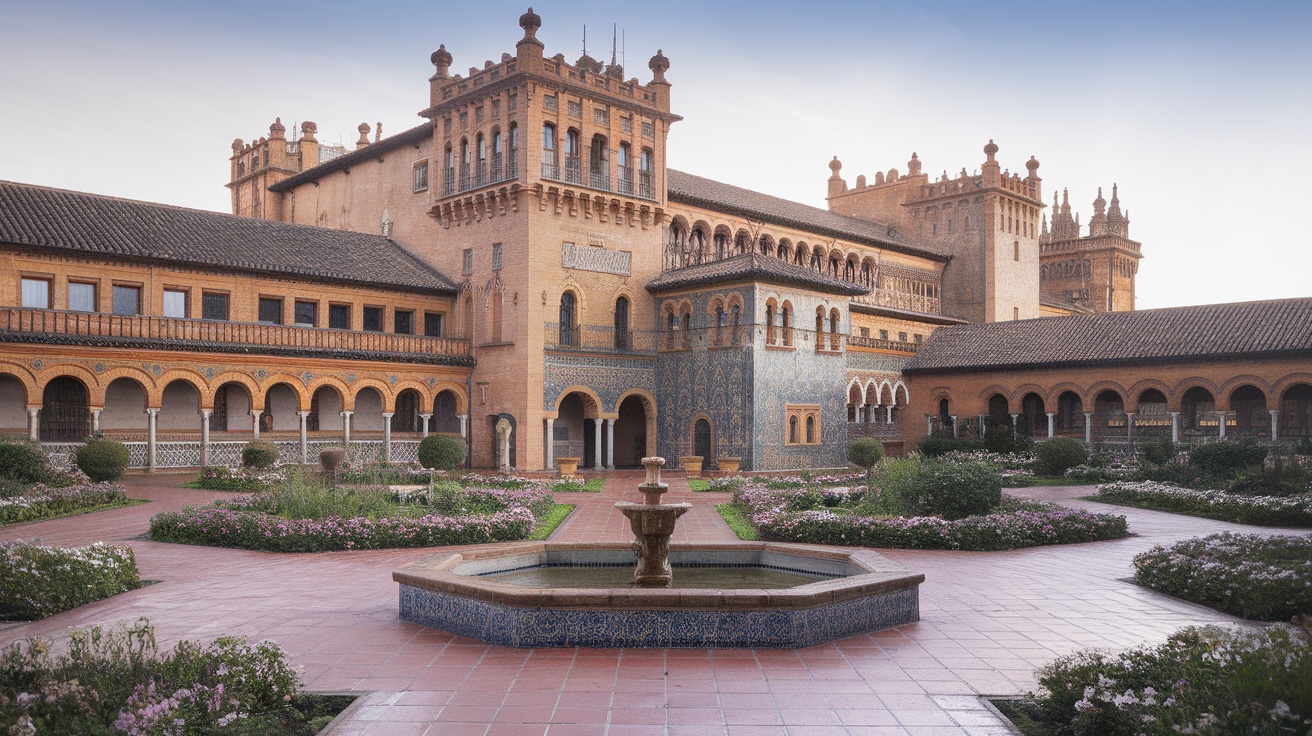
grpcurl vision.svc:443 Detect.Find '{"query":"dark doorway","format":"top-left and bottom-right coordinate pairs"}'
top-left (40, 377), bottom-right (90, 441)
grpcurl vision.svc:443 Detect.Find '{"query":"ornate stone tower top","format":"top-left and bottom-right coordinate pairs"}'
top-left (648, 49), bottom-right (670, 84)
top-left (518, 7), bottom-right (543, 46)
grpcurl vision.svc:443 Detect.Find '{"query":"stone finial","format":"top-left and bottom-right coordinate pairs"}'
top-left (983, 139), bottom-right (998, 161)
top-left (374, 122), bottom-right (382, 143)
top-left (231, 138), bottom-right (244, 154)
top-left (648, 49), bottom-right (670, 83)
top-left (431, 44), bottom-right (453, 78)
top-left (829, 156), bottom-right (842, 175)
top-left (300, 121), bottom-right (318, 142)
top-left (1026, 155), bottom-right (1040, 174)
top-left (269, 117), bottom-right (286, 139)
top-left (907, 152), bottom-right (921, 175)
top-left (356, 123), bottom-right (371, 149)
top-left (1093, 186), bottom-right (1106, 214)
top-left (519, 7), bottom-right (543, 44)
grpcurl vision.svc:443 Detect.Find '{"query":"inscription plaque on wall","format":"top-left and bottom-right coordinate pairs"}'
top-left (561, 243), bottom-right (631, 276)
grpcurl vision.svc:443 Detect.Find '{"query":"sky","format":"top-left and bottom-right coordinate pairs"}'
top-left (3, 1), bottom-right (1310, 310)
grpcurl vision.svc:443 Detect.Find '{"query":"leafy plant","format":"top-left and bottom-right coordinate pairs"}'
top-left (75, 439), bottom-right (129, 482)
top-left (1138, 437), bottom-right (1178, 466)
top-left (884, 458), bottom-right (1002, 520)
top-left (1, 541), bottom-right (139, 619)
top-left (1188, 439), bottom-right (1268, 478)
top-left (241, 440), bottom-right (280, 469)
top-left (418, 434), bottom-right (466, 470)
top-left (1134, 532), bottom-right (1312, 620)
top-left (1034, 437), bottom-right (1087, 476)
top-left (847, 437), bottom-right (885, 472)
top-left (1093, 480), bottom-right (1312, 527)
top-left (0, 441), bottom-right (50, 484)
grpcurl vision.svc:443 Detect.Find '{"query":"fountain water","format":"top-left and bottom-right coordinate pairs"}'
top-left (614, 457), bottom-right (690, 587)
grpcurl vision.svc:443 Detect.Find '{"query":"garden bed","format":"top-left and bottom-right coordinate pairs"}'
top-left (150, 473), bottom-right (559, 552)
top-left (1133, 532), bottom-right (1312, 620)
top-left (993, 618), bottom-right (1312, 735)
top-left (729, 468), bottom-right (1128, 551)
top-left (0, 619), bottom-right (355, 735)
top-left (0, 482), bottom-right (137, 526)
top-left (1, 541), bottom-right (141, 620)
top-left (1091, 480), bottom-right (1312, 527)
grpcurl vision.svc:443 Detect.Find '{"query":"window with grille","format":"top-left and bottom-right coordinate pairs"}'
top-left (329, 303), bottom-right (351, 329)
top-left (362, 306), bottom-right (383, 332)
top-left (257, 297), bottom-right (282, 324)
top-left (202, 292), bottom-right (229, 321)
top-left (413, 161), bottom-right (429, 192)
top-left (294, 301), bottom-right (317, 326)
top-left (492, 243), bottom-right (503, 270)
top-left (462, 248), bottom-right (474, 275)
top-left (394, 310), bottom-right (414, 335)
top-left (424, 312), bottom-right (444, 337)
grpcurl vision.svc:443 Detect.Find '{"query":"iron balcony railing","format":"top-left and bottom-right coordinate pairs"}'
top-left (846, 335), bottom-right (920, 353)
top-left (539, 160), bottom-right (657, 201)
top-left (563, 156), bottom-right (583, 185)
top-left (543, 323), bottom-right (657, 354)
top-left (1, 308), bottom-right (473, 365)
top-left (850, 289), bottom-right (940, 315)
top-left (652, 324), bottom-right (848, 353)
top-left (441, 158), bottom-right (518, 198)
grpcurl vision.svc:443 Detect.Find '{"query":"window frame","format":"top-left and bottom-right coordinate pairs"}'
top-left (362, 305), bottom-right (384, 333)
top-left (293, 300), bottom-right (318, 327)
top-left (328, 303), bottom-right (352, 330)
top-left (162, 287), bottom-right (189, 319)
top-left (423, 311), bottom-right (445, 337)
top-left (394, 308), bottom-right (415, 335)
top-left (201, 291), bottom-right (230, 321)
top-left (67, 280), bottom-right (98, 313)
top-left (112, 283), bottom-right (143, 317)
top-left (257, 296), bottom-right (284, 325)
top-left (20, 276), bottom-right (52, 309)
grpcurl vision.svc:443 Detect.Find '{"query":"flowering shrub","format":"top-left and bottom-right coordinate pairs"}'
top-left (0, 541), bottom-right (140, 620)
top-left (732, 478), bottom-right (1127, 551)
top-left (193, 465), bottom-right (291, 492)
top-left (1093, 480), bottom-right (1312, 527)
top-left (1133, 533), bottom-right (1312, 620)
top-left (1010, 618), bottom-right (1312, 735)
top-left (940, 449), bottom-right (1036, 470)
top-left (0, 618), bottom-right (348, 735)
top-left (0, 482), bottom-right (127, 525)
top-left (150, 477), bottom-right (555, 552)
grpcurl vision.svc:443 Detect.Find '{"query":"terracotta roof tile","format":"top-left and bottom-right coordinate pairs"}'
top-left (0, 180), bottom-right (458, 294)
top-left (666, 169), bottom-right (949, 262)
top-left (646, 252), bottom-right (870, 296)
top-left (905, 297), bottom-right (1312, 372)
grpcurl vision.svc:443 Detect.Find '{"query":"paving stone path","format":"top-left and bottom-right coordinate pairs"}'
top-left (1, 471), bottom-right (1301, 735)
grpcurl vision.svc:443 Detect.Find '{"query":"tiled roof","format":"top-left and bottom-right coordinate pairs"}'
top-left (0, 180), bottom-right (458, 294)
top-left (269, 121), bottom-right (435, 192)
top-left (905, 297), bottom-right (1312, 373)
top-left (849, 302), bottom-right (968, 326)
top-left (646, 252), bottom-right (870, 296)
top-left (666, 169), bottom-right (950, 262)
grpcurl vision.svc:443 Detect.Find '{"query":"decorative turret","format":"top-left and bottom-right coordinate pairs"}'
top-left (981, 139), bottom-right (1000, 187)
top-left (648, 49), bottom-right (670, 84)
top-left (355, 123), bottom-right (371, 150)
top-left (828, 156), bottom-right (846, 197)
top-left (1106, 183), bottom-right (1129, 237)
top-left (1089, 187), bottom-right (1108, 236)
top-left (518, 7), bottom-right (543, 46)
top-left (907, 152), bottom-right (922, 175)
top-left (269, 118), bottom-right (286, 140)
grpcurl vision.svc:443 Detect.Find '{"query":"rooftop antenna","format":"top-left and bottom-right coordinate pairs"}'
top-left (622, 30), bottom-right (626, 69)
top-left (582, 24), bottom-right (587, 56)
top-left (611, 23), bottom-right (617, 67)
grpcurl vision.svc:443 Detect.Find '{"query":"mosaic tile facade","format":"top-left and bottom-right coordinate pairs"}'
top-left (542, 355), bottom-right (656, 413)
top-left (398, 583), bottom-right (919, 649)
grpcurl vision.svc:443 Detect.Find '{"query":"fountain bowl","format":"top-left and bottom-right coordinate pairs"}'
top-left (394, 541), bottom-right (923, 648)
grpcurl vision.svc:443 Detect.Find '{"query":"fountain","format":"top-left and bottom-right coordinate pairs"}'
top-left (393, 457), bottom-right (924, 647)
top-left (614, 457), bottom-right (690, 587)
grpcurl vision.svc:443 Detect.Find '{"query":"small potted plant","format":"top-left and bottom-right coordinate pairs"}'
top-left (679, 455), bottom-right (703, 478)
top-left (557, 457), bottom-right (581, 478)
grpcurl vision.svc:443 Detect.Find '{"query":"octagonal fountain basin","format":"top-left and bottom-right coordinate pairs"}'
top-left (393, 541), bottom-right (924, 648)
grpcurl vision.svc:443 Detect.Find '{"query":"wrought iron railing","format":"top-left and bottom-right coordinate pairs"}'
top-left (1, 308), bottom-right (472, 365)
top-left (652, 324), bottom-right (847, 353)
top-left (850, 289), bottom-right (940, 314)
top-left (537, 161), bottom-right (656, 201)
top-left (543, 323), bottom-right (657, 354)
top-left (846, 335), bottom-right (920, 353)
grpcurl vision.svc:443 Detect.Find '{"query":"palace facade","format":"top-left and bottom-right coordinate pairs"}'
top-left (3, 9), bottom-right (1306, 472)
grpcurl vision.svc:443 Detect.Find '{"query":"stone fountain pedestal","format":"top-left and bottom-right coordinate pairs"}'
top-left (615, 457), bottom-right (691, 587)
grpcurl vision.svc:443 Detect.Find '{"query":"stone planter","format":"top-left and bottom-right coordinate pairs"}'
top-left (318, 446), bottom-right (346, 484)
top-left (557, 457), bottom-right (580, 478)
top-left (679, 455), bottom-right (703, 478)
top-left (717, 457), bottom-right (741, 475)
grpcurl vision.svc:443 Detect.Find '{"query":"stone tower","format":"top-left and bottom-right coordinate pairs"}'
top-left (227, 119), bottom-right (349, 221)
top-left (1038, 184), bottom-right (1142, 312)
top-left (826, 141), bottom-right (1044, 323)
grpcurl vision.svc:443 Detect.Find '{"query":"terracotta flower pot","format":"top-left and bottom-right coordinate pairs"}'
top-left (557, 457), bottom-right (580, 477)
top-left (679, 455), bottom-right (703, 478)
top-left (717, 457), bottom-right (741, 474)
top-left (319, 447), bottom-right (346, 473)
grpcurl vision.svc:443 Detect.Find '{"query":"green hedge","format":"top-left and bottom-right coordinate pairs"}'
top-left (76, 439), bottom-right (129, 482)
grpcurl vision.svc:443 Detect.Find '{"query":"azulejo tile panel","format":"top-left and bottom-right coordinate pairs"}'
top-left (397, 584), bottom-right (919, 648)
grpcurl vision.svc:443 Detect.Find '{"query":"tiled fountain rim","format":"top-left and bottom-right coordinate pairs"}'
top-left (392, 541), bottom-right (924, 611)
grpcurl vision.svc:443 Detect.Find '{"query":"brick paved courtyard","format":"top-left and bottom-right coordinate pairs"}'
top-left (1, 472), bottom-right (1297, 735)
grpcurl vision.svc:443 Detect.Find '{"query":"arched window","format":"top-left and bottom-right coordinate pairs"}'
top-left (780, 302), bottom-right (793, 347)
top-left (564, 129), bottom-right (581, 184)
top-left (459, 138), bottom-right (471, 190)
top-left (680, 307), bottom-right (692, 348)
top-left (508, 122), bottom-right (519, 177)
top-left (443, 145), bottom-right (455, 194)
top-left (805, 415), bottom-right (816, 443)
top-left (815, 307), bottom-right (825, 350)
top-left (713, 232), bottom-right (728, 260)
top-left (559, 291), bottom-right (577, 347)
top-left (491, 130), bottom-right (504, 180)
top-left (639, 148), bottom-right (653, 198)
top-left (589, 134), bottom-right (609, 189)
top-left (617, 142), bottom-right (631, 193)
top-left (765, 302), bottom-right (776, 345)
top-left (541, 123), bottom-right (557, 179)
top-left (788, 415), bottom-right (799, 444)
top-left (693, 418), bottom-right (713, 460)
top-left (829, 309), bottom-right (840, 350)
top-left (489, 286), bottom-right (503, 343)
top-left (714, 304), bottom-right (726, 345)
top-left (613, 296), bottom-right (630, 350)
top-left (475, 133), bottom-right (487, 185)
top-left (730, 304), bottom-right (741, 344)
top-left (461, 292), bottom-right (473, 340)
top-left (665, 309), bottom-right (677, 350)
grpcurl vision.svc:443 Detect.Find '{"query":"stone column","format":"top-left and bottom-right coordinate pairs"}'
top-left (886, 406), bottom-right (894, 424)
top-left (544, 417), bottom-right (555, 470)
top-left (926, 416), bottom-right (933, 436)
top-left (1170, 412), bottom-right (1180, 443)
top-left (857, 404), bottom-right (866, 423)
top-left (951, 415), bottom-right (958, 438)
top-left (199, 410), bottom-right (212, 467)
top-left (458, 414), bottom-right (469, 438)
top-left (1126, 412), bottom-right (1135, 441)
top-left (592, 419), bottom-right (604, 471)
top-left (1009, 413), bottom-right (1019, 438)
top-left (1271, 409), bottom-right (1280, 441)
top-left (382, 412), bottom-right (394, 465)
top-left (1047, 412), bottom-right (1055, 439)
top-left (26, 407), bottom-right (39, 441)
top-left (605, 418), bottom-right (615, 470)
top-left (419, 413), bottom-right (432, 438)
top-left (251, 410), bottom-right (261, 438)
top-left (297, 411), bottom-right (310, 465)
top-left (340, 411), bottom-right (353, 447)
top-left (1217, 411), bottom-right (1227, 439)
top-left (146, 408), bottom-right (159, 472)
top-left (91, 408), bottom-right (102, 433)
top-left (1084, 412), bottom-right (1093, 444)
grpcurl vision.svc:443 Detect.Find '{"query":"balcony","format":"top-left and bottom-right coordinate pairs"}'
top-left (540, 160), bottom-right (657, 201)
top-left (655, 325), bottom-right (846, 353)
top-left (847, 334), bottom-right (920, 353)
top-left (544, 323), bottom-right (657, 355)
top-left (1, 308), bottom-right (473, 366)
top-left (850, 289), bottom-right (940, 315)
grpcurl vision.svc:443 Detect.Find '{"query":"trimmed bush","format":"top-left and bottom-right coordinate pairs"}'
top-left (918, 435), bottom-right (979, 457)
top-left (75, 439), bottom-right (129, 482)
top-left (1034, 436), bottom-right (1087, 476)
top-left (1188, 440), bottom-right (1267, 477)
top-left (847, 437), bottom-right (885, 471)
top-left (418, 434), bottom-right (466, 470)
top-left (1138, 437), bottom-right (1178, 466)
top-left (241, 440), bottom-right (280, 469)
top-left (885, 459), bottom-right (1002, 520)
top-left (1, 541), bottom-right (139, 619)
top-left (0, 441), bottom-right (50, 484)
top-left (981, 427), bottom-right (1017, 454)
top-left (1134, 532), bottom-right (1312, 620)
